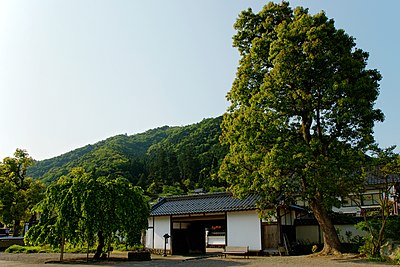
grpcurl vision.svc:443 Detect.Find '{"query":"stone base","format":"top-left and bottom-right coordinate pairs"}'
top-left (0, 237), bottom-right (25, 251)
top-left (127, 251), bottom-right (151, 261)
top-left (146, 248), bottom-right (171, 255)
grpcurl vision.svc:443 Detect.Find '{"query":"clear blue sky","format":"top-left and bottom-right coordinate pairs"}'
top-left (0, 1), bottom-right (398, 160)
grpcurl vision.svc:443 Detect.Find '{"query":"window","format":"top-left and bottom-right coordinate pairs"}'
top-left (362, 193), bottom-right (380, 206)
top-left (172, 222), bottom-right (190, 229)
top-left (342, 193), bottom-right (381, 207)
top-left (342, 197), bottom-right (361, 207)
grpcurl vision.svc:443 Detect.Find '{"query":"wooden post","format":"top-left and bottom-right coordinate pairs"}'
top-left (277, 207), bottom-right (282, 245)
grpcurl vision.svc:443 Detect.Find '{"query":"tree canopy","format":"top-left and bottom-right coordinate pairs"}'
top-left (0, 149), bottom-right (45, 236)
top-left (26, 168), bottom-right (149, 259)
top-left (220, 2), bottom-right (383, 254)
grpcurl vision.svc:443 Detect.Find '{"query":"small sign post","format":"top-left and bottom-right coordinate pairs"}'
top-left (163, 233), bottom-right (170, 257)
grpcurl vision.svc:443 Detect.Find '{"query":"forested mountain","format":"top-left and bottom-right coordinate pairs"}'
top-left (27, 117), bottom-right (227, 197)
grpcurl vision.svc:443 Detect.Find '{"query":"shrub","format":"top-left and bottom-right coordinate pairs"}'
top-left (63, 244), bottom-right (95, 254)
top-left (113, 243), bottom-right (144, 252)
top-left (5, 245), bottom-right (26, 253)
top-left (24, 247), bottom-right (41, 253)
top-left (5, 245), bottom-right (52, 253)
top-left (394, 249), bottom-right (400, 264)
top-left (356, 216), bottom-right (400, 257)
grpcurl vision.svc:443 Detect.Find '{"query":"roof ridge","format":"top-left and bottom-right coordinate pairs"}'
top-left (150, 197), bottom-right (167, 211)
top-left (162, 191), bottom-right (231, 201)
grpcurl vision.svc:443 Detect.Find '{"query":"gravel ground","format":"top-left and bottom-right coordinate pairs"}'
top-left (0, 252), bottom-right (397, 267)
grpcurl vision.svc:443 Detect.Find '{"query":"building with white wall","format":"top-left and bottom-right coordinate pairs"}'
top-left (145, 172), bottom-right (400, 255)
top-left (145, 192), bottom-right (301, 255)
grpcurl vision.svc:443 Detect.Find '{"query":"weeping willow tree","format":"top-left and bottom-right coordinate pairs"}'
top-left (26, 168), bottom-right (149, 261)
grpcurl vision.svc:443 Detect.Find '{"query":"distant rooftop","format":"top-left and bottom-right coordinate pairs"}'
top-left (150, 192), bottom-right (260, 216)
top-left (366, 173), bottom-right (400, 185)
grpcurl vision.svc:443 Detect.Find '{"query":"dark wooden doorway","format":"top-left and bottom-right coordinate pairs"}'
top-left (171, 219), bottom-right (224, 255)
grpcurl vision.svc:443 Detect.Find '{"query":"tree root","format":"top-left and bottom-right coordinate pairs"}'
top-left (309, 247), bottom-right (342, 257)
top-left (319, 249), bottom-right (341, 256)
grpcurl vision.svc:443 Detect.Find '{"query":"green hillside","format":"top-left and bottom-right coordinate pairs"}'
top-left (27, 117), bottom-right (227, 196)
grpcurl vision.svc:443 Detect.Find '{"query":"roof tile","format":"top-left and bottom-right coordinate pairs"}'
top-left (150, 192), bottom-right (260, 216)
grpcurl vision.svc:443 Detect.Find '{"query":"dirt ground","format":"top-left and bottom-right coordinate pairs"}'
top-left (0, 252), bottom-right (397, 267)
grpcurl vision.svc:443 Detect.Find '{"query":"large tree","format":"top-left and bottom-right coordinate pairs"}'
top-left (0, 149), bottom-right (45, 236)
top-left (219, 2), bottom-right (383, 254)
top-left (26, 168), bottom-right (149, 261)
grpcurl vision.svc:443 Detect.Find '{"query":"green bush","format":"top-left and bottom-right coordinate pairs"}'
top-left (63, 245), bottom-right (96, 254)
top-left (384, 217), bottom-right (400, 241)
top-left (25, 247), bottom-right (41, 253)
top-left (5, 245), bottom-right (52, 253)
top-left (356, 216), bottom-right (400, 257)
top-left (5, 242), bottom-right (142, 254)
top-left (113, 243), bottom-right (144, 252)
top-left (5, 245), bottom-right (26, 253)
top-left (394, 249), bottom-right (400, 264)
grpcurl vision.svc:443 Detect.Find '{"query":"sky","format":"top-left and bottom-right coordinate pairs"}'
top-left (0, 0), bottom-right (398, 161)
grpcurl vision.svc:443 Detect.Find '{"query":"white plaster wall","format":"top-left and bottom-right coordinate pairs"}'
top-left (145, 217), bottom-right (154, 249)
top-left (296, 225), bottom-right (321, 243)
top-left (296, 224), bottom-right (366, 244)
top-left (227, 210), bottom-right (261, 250)
top-left (145, 228), bottom-right (154, 248)
top-left (335, 225), bottom-right (366, 242)
top-left (153, 216), bottom-right (171, 250)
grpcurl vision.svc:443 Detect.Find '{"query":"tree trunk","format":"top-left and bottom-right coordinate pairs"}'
top-left (94, 231), bottom-right (105, 259)
top-left (87, 244), bottom-right (90, 262)
top-left (12, 220), bottom-right (21, 237)
top-left (60, 234), bottom-right (65, 262)
top-left (309, 198), bottom-right (341, 255)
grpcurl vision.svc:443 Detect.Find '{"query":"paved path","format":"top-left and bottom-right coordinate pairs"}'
top-left (0, 252), bottom-right (396, 267)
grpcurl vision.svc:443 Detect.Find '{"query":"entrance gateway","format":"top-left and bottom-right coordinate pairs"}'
top-left (145, 192), bottom-right (298, 255)
top-left (171, 214), bottom-right (225, 254)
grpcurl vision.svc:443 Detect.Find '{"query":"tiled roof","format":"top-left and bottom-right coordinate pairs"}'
top-left (366, 173), bottom-right (400, 185)
top-left (150, 192), bottom-right (260, 216)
